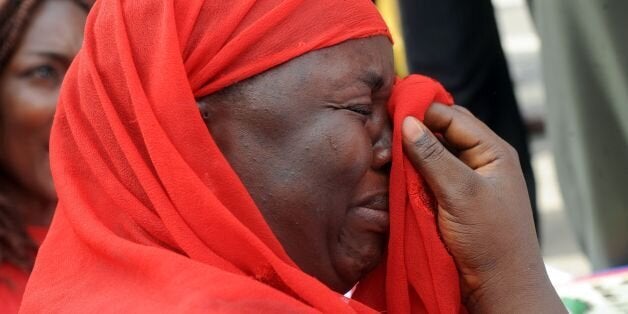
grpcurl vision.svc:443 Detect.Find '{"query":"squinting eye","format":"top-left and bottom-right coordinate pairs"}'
top-left (346, 104), bottom-right (373, 116)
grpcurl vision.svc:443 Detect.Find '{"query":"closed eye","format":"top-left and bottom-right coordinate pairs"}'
top-left (346, 104), bottom-right (373, 116)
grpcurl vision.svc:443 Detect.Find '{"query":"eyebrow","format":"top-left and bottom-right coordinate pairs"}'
top-left (358, 70), bottom-right (385, 91)
top-left (26, 51), bottom-right (72, 66)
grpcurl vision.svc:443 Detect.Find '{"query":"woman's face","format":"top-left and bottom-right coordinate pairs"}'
top-left (200, 36), bottom-right (395, 292)
top-left (0, 0), bottom-right (86, 202)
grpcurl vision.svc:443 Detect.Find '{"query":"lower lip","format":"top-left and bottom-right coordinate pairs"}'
top-left (351, 206), bottom-right (390, 233)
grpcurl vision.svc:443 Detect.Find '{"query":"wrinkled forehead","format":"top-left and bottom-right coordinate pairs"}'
top-left (199, 36), bottom-right (394, 109)
top-left (269, 36), bottom-right (395, 97)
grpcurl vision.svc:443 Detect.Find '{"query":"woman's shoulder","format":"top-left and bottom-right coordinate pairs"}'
top-left (0, 260), bottom-right (30, 314)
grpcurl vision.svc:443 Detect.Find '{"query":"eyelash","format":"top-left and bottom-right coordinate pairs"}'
top-left (20, 64), bottom-right (62, 86)
top-left (346, 104), bottom-right (373, 116)
top-left (28, 65), bottom-right (59, 79)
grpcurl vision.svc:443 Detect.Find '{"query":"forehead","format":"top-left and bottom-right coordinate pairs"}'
top-left (303, 36), bottom-right (394, 90)
top-left (17, 0), bottom-right (86, 54)
top-left (248, 36), bottom-right (395, 98)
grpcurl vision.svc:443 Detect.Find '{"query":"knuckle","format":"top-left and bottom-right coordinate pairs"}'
top-left (500, 142), bottom-right (520, 163)
top-left (453, 105), bottom-right (474, 116)
top-left (413, 132), bottom-right (446, 162)
top-left (503, 142), bottom-right (518, 157)
top-left (486, 139), bottom-right (518, 164)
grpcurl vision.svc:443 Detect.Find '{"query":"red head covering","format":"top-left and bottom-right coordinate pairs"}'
top-left (21, 0), bottom-right (461, 312)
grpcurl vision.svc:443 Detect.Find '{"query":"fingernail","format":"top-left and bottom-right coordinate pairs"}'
top-left (402, 116), bottom-right (424, 142)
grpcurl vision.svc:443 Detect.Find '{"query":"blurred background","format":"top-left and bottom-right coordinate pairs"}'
top-left (378, 0), bottom-right (628, 311)
top-left (492, 0), bottom-right (592, 278)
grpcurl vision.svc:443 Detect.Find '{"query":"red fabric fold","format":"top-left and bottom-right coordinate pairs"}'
top-left (354, 76), bottom-right (462, 313)
top-left (21, 1), bottom-right (461, 312)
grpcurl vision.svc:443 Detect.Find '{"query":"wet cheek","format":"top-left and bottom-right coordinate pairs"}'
top-left (320, 127), bottom-right (372, 184)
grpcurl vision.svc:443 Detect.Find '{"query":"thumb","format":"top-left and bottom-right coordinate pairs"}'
top-left (402, 116), bottom-right (476, 199)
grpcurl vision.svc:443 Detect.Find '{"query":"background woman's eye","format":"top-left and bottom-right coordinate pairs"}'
top-left (23, 64), bottom-right (62, 88)
top-left (31, 65), bottom-right (58, 80)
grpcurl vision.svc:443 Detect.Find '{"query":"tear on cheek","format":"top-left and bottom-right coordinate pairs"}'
top-left (325, 137), bottom-right (372, 176)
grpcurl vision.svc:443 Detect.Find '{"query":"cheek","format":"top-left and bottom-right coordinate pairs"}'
top-left (0, 79), bottom-right (56, 194)
top-left (316, 125), bottom-right (372, 186)
top-left (1, 78), bottom-right (57, 141)
top-left (263, 116), bottom-right (372, 215)
top-left (291, 118), bottom-right (372, 222)
top-left (262, 119), bottom-right (372, 208)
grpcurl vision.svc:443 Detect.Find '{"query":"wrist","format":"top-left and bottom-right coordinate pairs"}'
top-left (464, 256), bottom-right (566, 313)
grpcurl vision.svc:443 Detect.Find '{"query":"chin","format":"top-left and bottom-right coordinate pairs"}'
top-left (331, 239), bottom-right (386, 292)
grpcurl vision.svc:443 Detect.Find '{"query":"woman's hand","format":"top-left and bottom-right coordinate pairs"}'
top-left (402, 103), bottom-right (566, 313)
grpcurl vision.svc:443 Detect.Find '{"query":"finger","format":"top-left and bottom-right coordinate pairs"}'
top-left (402, 116), bottom-right (476, 195)
top-left (431, 103), bottom-right (474, 118)
top-left (435, 133), bottom-right (460, 156)
top-left (452, 105), bottom-right (474, 117)
top-left (438, 105), bottom-right (476, 155)
top-left (423, 103), bottom-right (510, 169)
top-left (424, 103), bottom-right (497, 150)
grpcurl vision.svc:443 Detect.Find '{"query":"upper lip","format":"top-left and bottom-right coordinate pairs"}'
top-left (356, 193), bottom-right (389, 212)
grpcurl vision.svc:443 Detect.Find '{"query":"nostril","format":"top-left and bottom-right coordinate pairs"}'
top-left (380, 159), bottom-right (392, 175)
top-left (372, 118), bottom-right (392, 171)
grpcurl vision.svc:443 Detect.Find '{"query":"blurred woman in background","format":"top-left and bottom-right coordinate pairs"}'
top-left (0, 0), bottom-right (89, 310)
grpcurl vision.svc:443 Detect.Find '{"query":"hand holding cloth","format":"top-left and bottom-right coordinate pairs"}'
top-left (21, 1), bottom-right (461, 312)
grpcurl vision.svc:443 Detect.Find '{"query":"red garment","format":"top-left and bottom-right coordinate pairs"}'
top-left (0, 227), bottom-right (46, 314)
top-left (21, 1), bottom-right (461, 312)
top-left (354, 76), bottom-right (461, 313)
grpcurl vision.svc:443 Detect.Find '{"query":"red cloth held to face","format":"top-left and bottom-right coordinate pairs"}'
top-left (20, 1), bottom-right (461, 312)
top-left (354, 76), bottom-right (461, 313)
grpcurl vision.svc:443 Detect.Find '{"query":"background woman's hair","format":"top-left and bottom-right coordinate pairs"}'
top-left (0, 0), bottom-right (41, 71)
top-left (0, 193), bottom-right (36, 271)
top-left (0, 0), bottom-right (90, 70)
top-left (0, 0), bottom-right (91, 270)
top-left (0, 0), bottom-right (43, 271)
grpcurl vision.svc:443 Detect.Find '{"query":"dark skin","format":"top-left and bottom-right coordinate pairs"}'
top-left (200, 36), bottom-right (395, 293)
top-left (0, 0), bottom-right (86, 226)
top-left (402, 106), bottom-right (565, 313)
top-left (200, 37), bottom-right (565, 312)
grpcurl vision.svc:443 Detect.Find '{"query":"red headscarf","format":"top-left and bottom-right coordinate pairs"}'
top-left (21, 0), bottom-right (461, 312)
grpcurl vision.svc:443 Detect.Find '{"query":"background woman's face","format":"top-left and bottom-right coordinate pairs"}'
top-left (200, 36), bottom-right (394, 292)
top-left (0, 0), bottom-right (86, 202)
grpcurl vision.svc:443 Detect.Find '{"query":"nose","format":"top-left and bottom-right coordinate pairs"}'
top-left (371, 119), bottom-right (392, 171)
